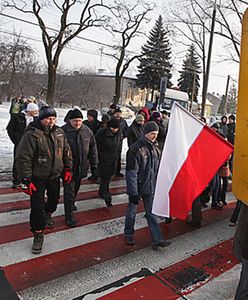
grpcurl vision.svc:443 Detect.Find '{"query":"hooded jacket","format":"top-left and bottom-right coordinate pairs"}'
top-left (15, 120), bottom-right (72, 180)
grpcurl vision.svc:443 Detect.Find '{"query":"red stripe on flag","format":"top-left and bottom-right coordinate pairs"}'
top-left (169, 126), bottom-right (233, 220)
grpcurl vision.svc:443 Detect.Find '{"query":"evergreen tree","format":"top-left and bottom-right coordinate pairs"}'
top-left (137, 15), bottom-right (172, 97)
top-left (227, 83), bottom-right (238, 114)
top-left (178, 44), bottom-right (201, 102)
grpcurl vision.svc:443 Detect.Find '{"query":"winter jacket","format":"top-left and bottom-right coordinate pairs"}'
top-left (15, 120), bottom-right (72, 180)
top-left (95, 127), bottom-right (122, 180)
top-left (227, 123), bottom-right (235, 145)
top-left (127, 120), bottom-right (144, 147)
top-left (6, 112), bottom-right (30, 145)
top-left (62, 123), bottom-right (98, 178)
top-left (83, 110), bottom-right (101, 134)
top-left (233, 202), bottom-right (248, 260)
top-left (126, 136), bottom-right (160, 197)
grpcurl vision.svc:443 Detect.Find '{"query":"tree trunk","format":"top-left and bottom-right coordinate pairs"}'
top-left (113, 75), bottom-right (122, 106)
top-left (46, 64), bottom-right (56, 106)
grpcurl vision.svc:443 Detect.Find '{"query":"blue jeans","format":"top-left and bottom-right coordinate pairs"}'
top-left (124, 194), bottom-right (164, 245)
top-left (235, 258), bottom-right (248, 300)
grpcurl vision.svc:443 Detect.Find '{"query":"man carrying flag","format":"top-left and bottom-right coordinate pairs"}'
top-left (152, 102), bottom-right (233, 220)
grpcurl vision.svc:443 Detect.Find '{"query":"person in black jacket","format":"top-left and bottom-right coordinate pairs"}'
top-left (149, 111), bottom-right (167, 151)
top-left (62, 109), bottom-right (98, 226)
top-left (6, 103), bottom-right (39, 188)
top-left (95, 118), bottom-right (122, 207)
top-left (127, 114), bottom-right (144, 147)
top-left (113, 108), bottom-right (129, 177)
top-left (83, 109), bottom-right (100, 135)
top-left (124, 121), bottom-right (171, 250)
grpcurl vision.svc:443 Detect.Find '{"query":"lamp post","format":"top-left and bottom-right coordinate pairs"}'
top-left (201, 0), bottom-right (217, 118)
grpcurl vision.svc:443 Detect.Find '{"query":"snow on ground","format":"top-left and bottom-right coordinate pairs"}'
top-left (0, 102), bottom-right (131, 178)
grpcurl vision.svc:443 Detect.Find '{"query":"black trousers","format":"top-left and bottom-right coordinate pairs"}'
top-left (218, 176), bottom-right (228, 204)
top-left (30, 177), bottom-right (60, 232)
top-left (191, 196), bottom-right (202, 224)
top-left (63, 174), bottom-right (81, 221)
top-left (99, 179), bottom-right (111, 203)
top-left (230, 200), bottom-right (242, 223)
top-left (12, 144), bottom-right (19, 184)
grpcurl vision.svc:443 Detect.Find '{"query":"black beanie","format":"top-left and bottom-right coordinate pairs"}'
top-left (143, 121), bottom-right (159, 134)
top-left (87, 109), bottom-right (98, 119)
top-left (39, 106), bottom-right (57, 120)
top-left (107, 118), bottom-right (120, 128)
top-left (69, 109), bottom-right (83, 119)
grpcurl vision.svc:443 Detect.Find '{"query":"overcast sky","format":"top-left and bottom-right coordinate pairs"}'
top-left (0, 0), bottom-right (242, 97)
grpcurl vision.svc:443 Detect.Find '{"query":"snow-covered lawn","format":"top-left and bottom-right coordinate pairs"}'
top-left (0, 102), bottom-right (130, 179)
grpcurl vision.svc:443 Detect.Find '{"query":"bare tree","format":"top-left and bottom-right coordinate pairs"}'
top-left (4, 0), bottom-right (111, 105)
top-left (0, 34), bottom-right (38, 100)
top-left (103, 0), bottom-right (153, 105)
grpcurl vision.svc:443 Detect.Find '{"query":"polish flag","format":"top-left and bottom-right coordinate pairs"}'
top-left (152, 103), bottom-right (233, 220)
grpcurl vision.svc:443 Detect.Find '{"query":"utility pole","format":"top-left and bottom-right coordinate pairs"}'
top-left (190, 71), bottom-right (196, 112)
top-left (201, 0), bottom-right (217, 118)
top-left (223, 75), bottom-right (230, 114)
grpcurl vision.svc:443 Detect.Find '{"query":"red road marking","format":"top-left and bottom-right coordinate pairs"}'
top-left (156, 238), bottom-right (238, 296)
top-left (0, 177), bottom-right (123, 195)
top-left (4, 203), bottom-right (236, 292)
top-left (0, 202), bottom-right (144, 245)
top-left (98, 276), bottom-right (180, 300)
top-left (0, 186), bottom-right (126, 213)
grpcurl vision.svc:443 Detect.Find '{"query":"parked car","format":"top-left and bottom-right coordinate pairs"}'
top-left (100, 106), bottom-right (135, 119)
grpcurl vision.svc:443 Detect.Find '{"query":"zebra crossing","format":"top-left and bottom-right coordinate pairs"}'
top-left (0, 177), bottom-right (240, 300)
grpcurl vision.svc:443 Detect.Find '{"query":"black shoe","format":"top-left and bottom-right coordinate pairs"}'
top-left (211, 204), bottom-right (223, 210)
top-left (222, 201), bottom-right (228, 206)
top-left (105, 200), bottom-right (113, 207)
top-left (72, 204), bottom-right (78, 211)
top-left (32, 232), bottom-right (44, 254)
top-left (115, 173), bottom-right (124, 177)
top-left (12, 180), bottom-right (20, 189)
top-left (44, 212), bottom-right (55, 227)
top-left (125, 236), bottom-right (135, 246)
top-left (87, 174), bottom-right (98, 180)
top-left (152, 240), bottom-right (171, 250)
top-left (186, 220), bottom-right (201, 228)
top-left (66, 219), bottom-right (77, 228)
top-left (164, 217), bottom-right (172, 224)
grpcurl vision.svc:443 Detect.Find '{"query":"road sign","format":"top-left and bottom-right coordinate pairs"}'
top-left (232, 8), bottom-right (248, 204)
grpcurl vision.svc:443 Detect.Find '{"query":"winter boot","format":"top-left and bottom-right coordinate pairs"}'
top-left (32, 232), bottom-right (44, 254)
top-left (44, 212), bottom-right (55, 227)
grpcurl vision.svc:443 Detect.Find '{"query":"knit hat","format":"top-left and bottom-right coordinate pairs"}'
top-left (151, 111), bottom-right (161, 122)
top-left (107, 118), bottom-right (120, 128)
top-left (27, 103), bottom-right (39, 111)
top-left (87, 109), bottom-right (98, 119)
top-left (39, 106), bottom-right (57, 120)
top-left (143, 121), bottom-right (159, 134)
top-left (114, 108), bottom-right (122, 113)
top-left (69, 108), bottom-right (83, 119)
top-left (101, 114), bottom-right (110, 123)
top-left (135, 114), bottom-right (145, 122)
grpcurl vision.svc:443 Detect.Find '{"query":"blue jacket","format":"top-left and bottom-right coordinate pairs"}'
top-left (126, 136), bottom-right (160, 197)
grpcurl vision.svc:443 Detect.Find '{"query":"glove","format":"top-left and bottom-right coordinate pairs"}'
top-left (21, 178), bottom-right (37, 196)
top-left (129, 195), bottom-right (140, 205)
top-left (63, 168), bottom-right (72, 184)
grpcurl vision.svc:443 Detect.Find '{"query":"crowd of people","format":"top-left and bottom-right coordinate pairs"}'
top-left (5, 99), bottom-right (240, 255)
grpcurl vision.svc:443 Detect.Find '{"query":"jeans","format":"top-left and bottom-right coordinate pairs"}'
top-left (30, 177), bottom-right (60, 231)
top-left (124, 194), bottom-right (164, 245)
top-left (235, 258), bottom-right (248, 300)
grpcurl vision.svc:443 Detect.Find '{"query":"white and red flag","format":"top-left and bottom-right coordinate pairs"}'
top-left (152, 103), bottom-right (233, 220)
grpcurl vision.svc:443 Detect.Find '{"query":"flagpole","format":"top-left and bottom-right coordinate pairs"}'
top-left (201, 0), bottom-right (217, 118)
